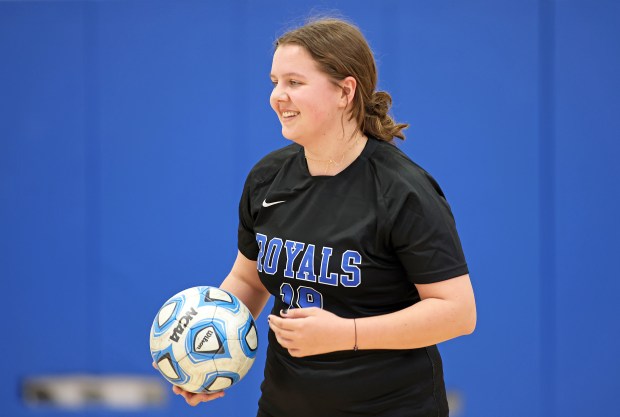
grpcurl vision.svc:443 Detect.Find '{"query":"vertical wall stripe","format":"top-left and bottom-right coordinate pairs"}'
top-left (539, 1), bottom-right (556, 416)
top-left (232, 1), bottom-right (250, 189)
top-left (83, 1), bottom-right (102, 372)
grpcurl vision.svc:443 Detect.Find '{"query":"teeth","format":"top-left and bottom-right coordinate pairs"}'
top-left (282, 111), bottom-right (299, 118)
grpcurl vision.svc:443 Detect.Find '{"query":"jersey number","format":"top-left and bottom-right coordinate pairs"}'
top-left (279, 283), bottom-right (323, 309)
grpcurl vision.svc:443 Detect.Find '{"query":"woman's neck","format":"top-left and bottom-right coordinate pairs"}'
top-left (303, 130), bottom-right (367, 176)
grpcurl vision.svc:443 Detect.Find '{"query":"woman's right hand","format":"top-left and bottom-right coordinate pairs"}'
top-left (171, 384), bottom-right (225, 406)
top-left (152, 361), bottom-right (225, 406)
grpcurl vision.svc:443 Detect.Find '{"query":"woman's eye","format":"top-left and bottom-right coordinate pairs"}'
top-left (271, 79), bottom-right (301, 88)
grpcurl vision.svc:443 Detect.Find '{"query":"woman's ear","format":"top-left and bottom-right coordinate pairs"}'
top-left (339, 76), bottom-right (357, 107)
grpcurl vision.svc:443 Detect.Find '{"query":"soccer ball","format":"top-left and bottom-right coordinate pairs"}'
top-left (149, 286), bottom-right (258, 393)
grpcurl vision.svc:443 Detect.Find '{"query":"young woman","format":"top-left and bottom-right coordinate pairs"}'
top-left (173, 17), bottom-right (476, 417)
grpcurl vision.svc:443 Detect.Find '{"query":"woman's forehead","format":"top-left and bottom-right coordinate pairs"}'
top-left (271, 45), bottom-right (319, 76)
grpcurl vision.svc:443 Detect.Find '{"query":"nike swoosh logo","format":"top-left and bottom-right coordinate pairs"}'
top-left (262, 199), bottom-right (286, 207)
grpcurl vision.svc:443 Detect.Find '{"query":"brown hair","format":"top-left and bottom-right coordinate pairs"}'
top-left (275, 17), bottom-right (408, 142)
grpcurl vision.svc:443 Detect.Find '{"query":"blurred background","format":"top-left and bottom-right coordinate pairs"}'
top-left (1, 0), bottom-right (619, 416)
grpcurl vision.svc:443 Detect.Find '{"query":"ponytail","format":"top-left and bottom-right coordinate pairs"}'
top-left (362, 91), bottom-right (409, 142)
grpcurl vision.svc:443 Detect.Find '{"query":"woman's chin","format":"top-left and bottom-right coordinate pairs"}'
top-left (280, 129), bottom-right (301, 144)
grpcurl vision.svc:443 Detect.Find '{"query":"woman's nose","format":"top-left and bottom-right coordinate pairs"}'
top-left (272, 85), bottom-right (288, 101)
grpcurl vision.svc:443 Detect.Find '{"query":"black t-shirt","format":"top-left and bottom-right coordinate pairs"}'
top-left (238, 137), bottom-right (468, 417)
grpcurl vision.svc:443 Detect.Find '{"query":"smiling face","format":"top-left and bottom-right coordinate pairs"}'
top-left (270, 44), bottom-right (346, 145)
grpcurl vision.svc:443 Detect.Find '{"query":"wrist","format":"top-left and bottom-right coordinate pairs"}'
top-left (353, 318), bottom-right (359, 351)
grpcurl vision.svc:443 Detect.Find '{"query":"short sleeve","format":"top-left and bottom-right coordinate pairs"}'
top-left (389, 181), bottom-right (468, 284)
top-left (237, 175), bottom-right (259, 261)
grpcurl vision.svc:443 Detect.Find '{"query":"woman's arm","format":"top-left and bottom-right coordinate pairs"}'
top-left (220, 250), bottom-right (271, 319)
top-left (268, 274), bottom-right (476, 357)
top-left (356, 274), bottom-right (476, 349)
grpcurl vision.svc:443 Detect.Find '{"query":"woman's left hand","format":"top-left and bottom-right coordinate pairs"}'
top-left (268, 307), bottom-right (352, 357)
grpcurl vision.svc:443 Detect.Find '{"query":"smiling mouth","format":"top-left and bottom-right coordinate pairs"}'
top-left (281, 111), bottom-right (300, 119)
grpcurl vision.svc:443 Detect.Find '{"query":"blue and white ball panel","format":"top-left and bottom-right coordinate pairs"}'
top-left (174, 354), bottom-right (218, 392)
top-left (198, 286), bottom-right (241, 314)
top-left (201, 286), bottom-right (233, 303)
top-left (149, 288), bottom-right (206, 356)
top-left (173, 355), bottom-right (251, 393)
top-left (151, 345), bottom-right (191, 385)
top-left (167, 303), bottom-right (217, 365)
top-left (211, 308), bottom-right (256, 377)
top-left (151, 295), bottom-right (184, 338)
top-left (193, 324), bottom-right (224, 354)
top-left (199, 370), bottom-right (241, 393)
top-left (217, 303), bottom-right (252, 342)
top-left (239, 319), bottom-right (258, 358)
top-left (228, 354), bottom-right (255, 387)
top-left (185, 318), bottom-right (230, 363)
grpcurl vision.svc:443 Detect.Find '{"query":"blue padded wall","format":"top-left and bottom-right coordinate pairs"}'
top-left (1, 1), bottom-right (619, 416)
top-left (554, 1), bottom-right (620, 416)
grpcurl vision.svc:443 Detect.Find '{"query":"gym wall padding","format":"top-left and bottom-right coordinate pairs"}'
top-left (1, 1), bottom-right (619, 416)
